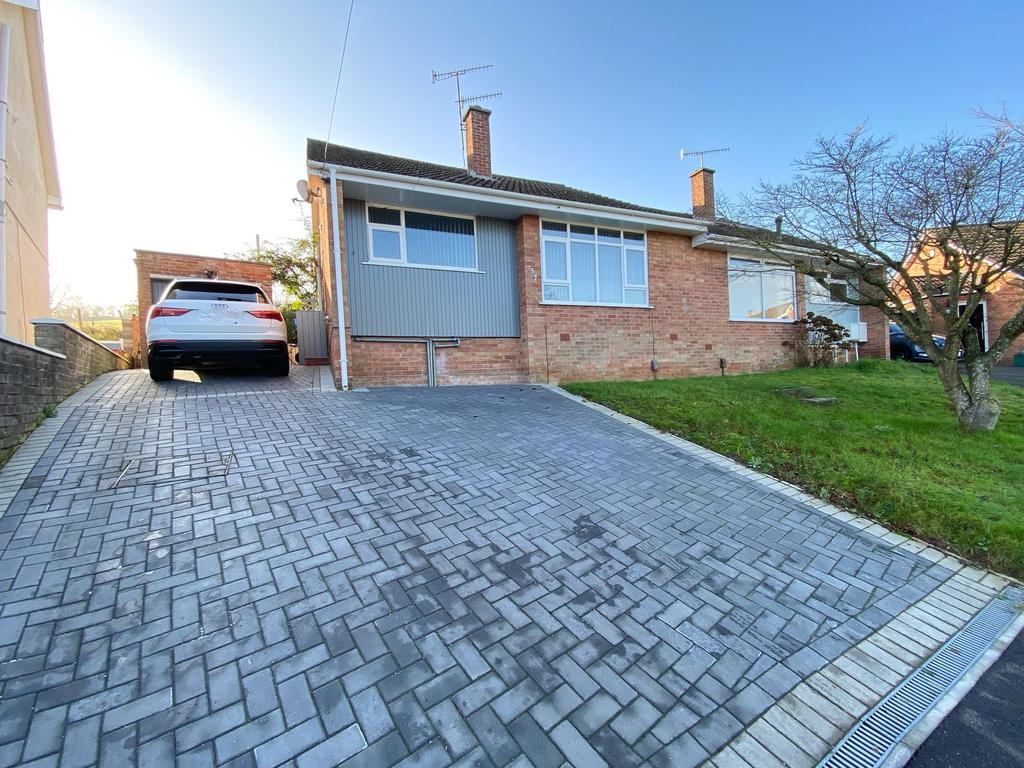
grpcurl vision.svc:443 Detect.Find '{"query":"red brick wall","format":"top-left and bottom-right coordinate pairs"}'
top-left (516, 220), bottom-right (806, 383)
top-left (134, 250), bottom-right (273, 367)
top-left (348, 337), bottom-right (527, 388)
top-left (985, 279), bottom-right (1024, 364)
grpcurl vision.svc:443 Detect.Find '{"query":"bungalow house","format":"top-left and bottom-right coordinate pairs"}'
top-left (306, 106), bottom-right (888, 388)
top-left (896, 222), bottom-right (1024, 364)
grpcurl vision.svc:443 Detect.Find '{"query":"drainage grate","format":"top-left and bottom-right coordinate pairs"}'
top-left (818, 585), bottom-right (1024, 768)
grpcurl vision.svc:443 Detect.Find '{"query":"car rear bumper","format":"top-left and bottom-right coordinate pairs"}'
top-left (148, 340), bottom-right (287, 369)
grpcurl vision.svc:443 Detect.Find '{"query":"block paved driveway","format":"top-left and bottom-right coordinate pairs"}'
top-left (0, 368), bottom-right (954, 768)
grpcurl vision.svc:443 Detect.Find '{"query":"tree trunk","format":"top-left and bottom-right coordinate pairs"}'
top-left (936, 358), bottom-right (1002, 431)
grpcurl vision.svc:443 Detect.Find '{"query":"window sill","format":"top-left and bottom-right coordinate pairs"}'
top-left (362, 261), bottom-right (484, 274)
top-left (540, 301), bottom-right (654, 309)
top-left (728, 317), bottom-right (797, 324)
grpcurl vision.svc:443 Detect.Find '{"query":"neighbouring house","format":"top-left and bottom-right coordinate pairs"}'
top-left (897, 223), bottom-right (1024, 365)
top-left (306, 106), bottom-right (888, 388)
top-left (0, 0), bottom-right (61, 344)
top-left (132, 250), bottom-right (272, 366)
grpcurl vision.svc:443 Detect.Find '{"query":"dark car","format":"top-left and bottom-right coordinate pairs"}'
top-left (889, 323), bottom-right (962, 362)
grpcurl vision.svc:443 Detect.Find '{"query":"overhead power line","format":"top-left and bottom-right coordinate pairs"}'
top-left (323, 0), bottom-right (356, 162)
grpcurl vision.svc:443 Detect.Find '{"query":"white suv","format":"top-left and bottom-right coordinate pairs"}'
top-left (146, 278), bottom-right (288, 381)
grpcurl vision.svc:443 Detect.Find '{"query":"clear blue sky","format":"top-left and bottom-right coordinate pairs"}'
top-left (44, 0), bottom-right (1022, 304)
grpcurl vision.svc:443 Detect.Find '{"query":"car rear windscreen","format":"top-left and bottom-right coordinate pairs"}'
top-left (165, 282), bottom-right (268, 303)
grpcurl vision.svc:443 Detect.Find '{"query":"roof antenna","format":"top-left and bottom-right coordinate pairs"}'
top-left (432, 64), bottom-right (502, 162)
top-left (679, 146), bottom-right (731, 168)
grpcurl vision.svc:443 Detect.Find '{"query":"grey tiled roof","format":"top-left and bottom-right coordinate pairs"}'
top-left (706, 218), bottom-right (825, 251)
top-left (307, 139), bottom-right (693, 219)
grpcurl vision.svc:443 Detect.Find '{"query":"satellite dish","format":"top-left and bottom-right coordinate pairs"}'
top-left (296, 179), bottom-right (309, 202)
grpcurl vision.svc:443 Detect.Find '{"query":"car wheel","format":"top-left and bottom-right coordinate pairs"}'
top-left (270, 356), bottom-right (289, 377)
top-left (149, 363), bottom-right (173, 382)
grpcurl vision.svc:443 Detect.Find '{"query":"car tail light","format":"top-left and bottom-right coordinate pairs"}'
top-left (149, 307), bottom-right (192, 319)
top-left (247, 309), bottom-right (284, 322)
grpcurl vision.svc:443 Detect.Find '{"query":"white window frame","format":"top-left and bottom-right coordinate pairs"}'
top-left (365, 205), bottom-right (481, 273)
top-left (539, 220), bottom-right (651, 308)
top-left (958, 299), bottom-right (990, 350)
top-left (727, 255), bottom-right (797, 323)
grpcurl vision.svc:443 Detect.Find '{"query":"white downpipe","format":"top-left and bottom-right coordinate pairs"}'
top-left (0, 24), bottom-right (10, 337)
top-left (328, 167), bottom-right (349, 389)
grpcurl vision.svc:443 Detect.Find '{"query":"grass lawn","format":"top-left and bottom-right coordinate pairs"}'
top-left (563, 360), bottom-right (1024, 579)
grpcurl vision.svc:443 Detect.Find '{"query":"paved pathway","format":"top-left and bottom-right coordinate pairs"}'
top-left (0, 369), bottom-right (1012, 767)
top-left (992, 366), bottom-right (1024, 387)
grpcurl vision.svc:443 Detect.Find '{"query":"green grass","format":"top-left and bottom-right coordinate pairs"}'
top-left (564, 360), bottom-right (1024, 578)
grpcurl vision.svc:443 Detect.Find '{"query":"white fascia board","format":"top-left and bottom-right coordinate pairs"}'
top-left (691, 232), bottom-right (823, 259)
top-left (307, 161), bottom-right (708, 235)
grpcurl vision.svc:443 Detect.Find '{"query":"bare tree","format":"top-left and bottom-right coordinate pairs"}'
top-left (740, 118), bottom-right (1024, 431)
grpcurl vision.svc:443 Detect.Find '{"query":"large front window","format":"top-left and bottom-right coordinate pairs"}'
top-left (541, 222), bottom-right (648, 306)
top-left (728, 257), bottom-right (796, 321)
top-left (367, 206), bottom-right (477, 270)
top-left (805, 273), bottom-right (860, 331)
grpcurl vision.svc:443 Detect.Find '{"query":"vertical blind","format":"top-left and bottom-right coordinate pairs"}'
top-left (367, 206), bottom-right (477, 270)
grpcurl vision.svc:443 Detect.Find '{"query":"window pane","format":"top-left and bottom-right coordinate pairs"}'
top-left (728, 257), bottom-right (761, 271)
top-left (544, 240), bottom-right (567, 281)
top-left (828, 282), bottom-right (849, 302)
top-left (625, 250), bottom-right (646, 285)
top-left (570, 242), bottom-right (597, 302)
top-left (570, 225), bottom-right (595, 240)
top-left (597, 228), bottom-right (621, 244)
top-left (371, 228), bottom-right (402, 260)
top-left (623, 231), bottom-right (645, 242)
top-left (729, 265), bottom-right (763, 319)
top-left (166, 281), bottom-right (267, 302)
top-left (624, 288), bottom-right (647, 305)
top-left (404, 212), bottom-right (475, 268)
top-left (762, 267), bottom-right (795, 320)
top-left (598, 244), bottom-right (623, 303)
top-left (368, 207), bottom-right (401, 226)
top-left (543, 284), bottom-right (570, 301)
top-left (151, 278), bottom-right (172, 304)
top-left (542, 221), bottom-right (567, 235)
top-left (805, 276), bottom-right (858, 326)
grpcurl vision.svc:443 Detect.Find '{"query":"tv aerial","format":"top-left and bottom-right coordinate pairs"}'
top-left (679, 146), bottom-right (731, 168)
top-left (432, 64), bottom-right (502, 161)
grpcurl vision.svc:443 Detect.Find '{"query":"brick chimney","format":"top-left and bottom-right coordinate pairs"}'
top-left (690, 167), bottom-right (716, 220)
top-left (463, 105), bottom-right (492, 177)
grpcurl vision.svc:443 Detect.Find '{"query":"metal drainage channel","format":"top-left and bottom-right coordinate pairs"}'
top-left (818, 584), bottom-right (1024, 768)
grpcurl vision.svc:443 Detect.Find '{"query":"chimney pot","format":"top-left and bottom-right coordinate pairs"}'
top-left (775, 216), bottom-right (783, 235)
top-left (463, 105), bottom-right (492, 177)
top-left (690, 167), bottom-right (715, 220)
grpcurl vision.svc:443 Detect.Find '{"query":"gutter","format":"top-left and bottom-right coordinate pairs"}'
top-left (307, 160), bottom-right (709, 235)
top-left (327, 168), bottom-right (349, 390)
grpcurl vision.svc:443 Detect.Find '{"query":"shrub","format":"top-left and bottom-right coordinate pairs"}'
top-left (795, 312), bottom-right (851, 367)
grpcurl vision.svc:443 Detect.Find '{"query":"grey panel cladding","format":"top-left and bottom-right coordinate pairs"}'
top-left (343, 198), bottom-right (520, 337)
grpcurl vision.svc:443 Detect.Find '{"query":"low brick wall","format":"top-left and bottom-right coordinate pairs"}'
top-left (0, 319), bottom-right (130, 464)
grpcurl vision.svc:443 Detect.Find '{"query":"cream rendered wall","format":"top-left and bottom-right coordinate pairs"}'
top-left (0, 3), bottom-right (50, 343)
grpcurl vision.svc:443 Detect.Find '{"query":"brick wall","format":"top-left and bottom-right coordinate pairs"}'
top-left (321, 188), bottom-right (889, 388)
top-left (0, 320), bottom-right (130, 464)
top-left (134, 250), bottom-right (273, 366)
top-left (517, 220), bottom-right (806, 383)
